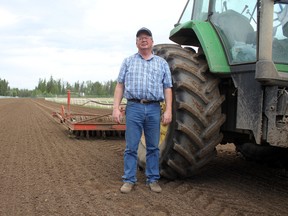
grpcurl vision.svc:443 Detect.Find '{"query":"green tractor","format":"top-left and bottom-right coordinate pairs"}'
top-left (138, 0), bottom-right (288, 179)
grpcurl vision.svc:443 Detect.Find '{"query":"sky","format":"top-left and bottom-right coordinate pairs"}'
top-left (0, 0), bottom-right (187, 90)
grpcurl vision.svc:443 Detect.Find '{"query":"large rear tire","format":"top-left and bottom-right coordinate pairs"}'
top-left (138, 44), bottom-right (226, 179)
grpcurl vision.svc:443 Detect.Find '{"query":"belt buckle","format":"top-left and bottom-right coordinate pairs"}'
top-left (140, 99), bottom-right (149, 104)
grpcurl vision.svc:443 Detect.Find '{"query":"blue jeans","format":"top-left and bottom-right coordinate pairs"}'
top-left (123, 101), bottom-right (161, 184)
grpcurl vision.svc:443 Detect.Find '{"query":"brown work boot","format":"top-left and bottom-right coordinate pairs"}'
top-left (120, 183), bottom-right (134, 193)
top-left (148, 181), bottom-right (162, 193)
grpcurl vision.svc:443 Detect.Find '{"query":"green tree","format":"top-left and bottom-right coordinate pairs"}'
top-left (37, 78), bottom-right (47, 93)
top-left (0, 78), bottom-right (9, 96)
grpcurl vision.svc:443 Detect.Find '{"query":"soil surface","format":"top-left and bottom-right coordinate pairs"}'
top-left (0, 98), bottom-right (287, 216)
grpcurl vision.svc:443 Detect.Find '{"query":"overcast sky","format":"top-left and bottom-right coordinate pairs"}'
top-left (0, 0), bottom-right (187, 90)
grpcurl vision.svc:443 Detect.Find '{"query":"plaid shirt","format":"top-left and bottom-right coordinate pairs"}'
top-left (117, 53), bottom-right (172, 101)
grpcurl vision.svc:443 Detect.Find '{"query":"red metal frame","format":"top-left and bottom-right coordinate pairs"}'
top-left (52, 90), bottom-right (126, 132)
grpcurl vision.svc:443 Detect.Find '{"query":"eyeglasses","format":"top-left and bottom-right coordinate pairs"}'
top-left (137, 36), bottom-right (152, 41)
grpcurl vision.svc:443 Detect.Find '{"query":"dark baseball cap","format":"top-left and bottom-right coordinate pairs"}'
top-left (136, 27), bottom-right (152, 37)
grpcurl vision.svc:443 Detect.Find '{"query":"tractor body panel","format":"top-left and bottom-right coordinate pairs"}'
top-left (169, 0), bottom-right (288, 148)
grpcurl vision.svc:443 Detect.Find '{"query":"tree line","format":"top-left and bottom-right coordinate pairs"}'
top-left (0, 76), bottom-right (117, 98)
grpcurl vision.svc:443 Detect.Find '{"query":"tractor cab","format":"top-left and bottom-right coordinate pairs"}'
top-left (172, 0), bottom-right (288, 86)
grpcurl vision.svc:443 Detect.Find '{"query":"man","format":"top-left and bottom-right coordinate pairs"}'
top-left (113, 27), bottom-right (172, 193)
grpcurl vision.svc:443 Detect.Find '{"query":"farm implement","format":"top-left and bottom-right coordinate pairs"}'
top-left (52, 91), bottom-right (126, 138)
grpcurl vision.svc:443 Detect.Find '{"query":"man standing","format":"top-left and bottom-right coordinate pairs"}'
top-left (113, 27), bottom-right (172, 193)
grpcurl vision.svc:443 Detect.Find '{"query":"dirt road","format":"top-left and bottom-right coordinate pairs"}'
top-left (0, 98), bottom-right (287, 216)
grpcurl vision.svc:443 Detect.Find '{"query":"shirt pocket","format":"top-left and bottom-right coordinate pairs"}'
top-left (149, 66), bottom-right (163, 84)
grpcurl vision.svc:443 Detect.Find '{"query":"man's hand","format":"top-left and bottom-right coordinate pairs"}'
top-left (162, 87), bottom-right (172, 126)
top-left (161, 110), bottom-right (172, 126)
top-left (113, 107), bottom-right (123, 124)
top-left (112, 83), bottom-right (124, 124)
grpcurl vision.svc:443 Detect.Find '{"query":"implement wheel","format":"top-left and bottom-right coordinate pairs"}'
top-left (138, 44), bottom-right (226, 179)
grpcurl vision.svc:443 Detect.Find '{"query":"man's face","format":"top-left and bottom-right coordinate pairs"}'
top-left (136, 33), bottom-right (153, 50)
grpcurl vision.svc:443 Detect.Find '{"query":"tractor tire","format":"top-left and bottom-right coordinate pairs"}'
top-left (138, 44), bottom-right (226, 179)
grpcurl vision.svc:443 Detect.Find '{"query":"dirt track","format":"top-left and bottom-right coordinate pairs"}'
top-left (0, 98), bottom-right (287, 216)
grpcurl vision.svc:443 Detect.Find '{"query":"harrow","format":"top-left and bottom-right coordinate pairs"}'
top-left (52, 91), bottom-right (126, 138)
